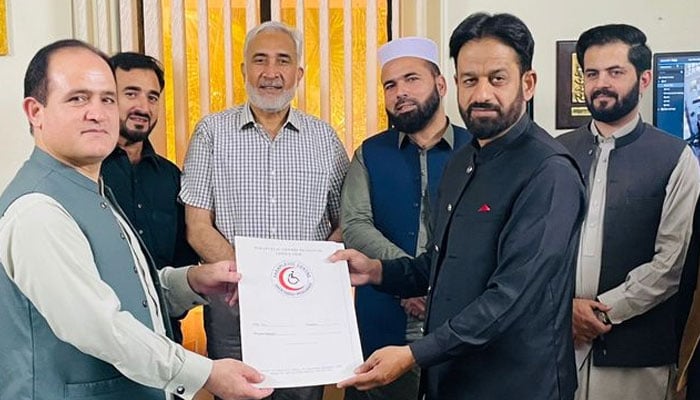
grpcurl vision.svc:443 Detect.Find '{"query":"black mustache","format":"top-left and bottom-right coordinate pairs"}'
top-left (129, 111), bottom-right (150, 120)
top-left (591, 88), bottom-right (618, 100)
top-left (396, 99), bottom-right (418, 109)
top-left (468, 102), bottom-right (501, 113)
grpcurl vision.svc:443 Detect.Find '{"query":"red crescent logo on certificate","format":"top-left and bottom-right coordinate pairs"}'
top-left (272, 261), bottom-right (313, 296)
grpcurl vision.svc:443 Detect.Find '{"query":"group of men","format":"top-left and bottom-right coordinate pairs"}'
top-left (1, 10), bottom-right (700, 400)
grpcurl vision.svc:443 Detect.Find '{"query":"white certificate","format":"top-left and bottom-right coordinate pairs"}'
top-left (235, 236), bottom-right (364, 388)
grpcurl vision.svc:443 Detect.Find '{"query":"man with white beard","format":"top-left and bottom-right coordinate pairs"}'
top-left (180, 21), bottom-right (350, 400)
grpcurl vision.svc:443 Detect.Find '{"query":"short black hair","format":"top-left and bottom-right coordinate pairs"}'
top-left (109, 52), bottom-right (165, 92)
top-left (576, 24), bottom-right (651, 77)
top-left (24, 39), bottom-right (112, 105)
top-left (449, 12), bottom-right (535, 74)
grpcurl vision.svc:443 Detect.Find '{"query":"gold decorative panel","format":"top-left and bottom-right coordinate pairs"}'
top-left (281, 4), bottom-right (389, 150)
top-left (160, 0), bottom-right (389, 162)
top-left (0, 0), bottom-right (8, 56)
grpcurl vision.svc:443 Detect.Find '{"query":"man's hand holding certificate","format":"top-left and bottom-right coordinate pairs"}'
top-left (235, 237), bottom-right (364, 388)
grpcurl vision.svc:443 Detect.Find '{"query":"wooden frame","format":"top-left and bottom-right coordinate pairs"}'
top-left (555, 40), bottom-right (590, 129)
top-left (0, 0), bottom-right (8, 56)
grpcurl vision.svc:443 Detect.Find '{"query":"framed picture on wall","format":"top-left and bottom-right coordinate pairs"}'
top-left (555, 40), bottom-right (591, 129)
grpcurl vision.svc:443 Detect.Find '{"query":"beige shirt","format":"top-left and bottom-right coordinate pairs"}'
top-left (0, 193), bottom-right (212, 400)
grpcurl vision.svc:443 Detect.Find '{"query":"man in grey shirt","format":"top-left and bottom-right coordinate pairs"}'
top-left (557, 24), bottom-right (700, 400)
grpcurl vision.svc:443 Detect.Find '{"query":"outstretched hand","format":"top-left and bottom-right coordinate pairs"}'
top-left (204, 359), bottom-right (274, 400)
top-left (187, 260), bottom-right (240, 306)
top-left (329, 249), bottom-right (383, 286)
top-left (337, 346), bottom-right (415, 391)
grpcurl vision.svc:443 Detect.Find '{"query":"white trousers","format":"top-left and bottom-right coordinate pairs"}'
top-left (575, 357), bottom-right (675, 400)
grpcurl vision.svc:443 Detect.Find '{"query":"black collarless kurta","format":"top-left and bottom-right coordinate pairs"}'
top-left (379, 115), bottom-right (586, 399)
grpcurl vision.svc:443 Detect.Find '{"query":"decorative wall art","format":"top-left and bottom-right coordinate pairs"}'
top-left (555, 40), bottom-right (591, 129)
top-left (0, 0), bottom-right (7, 56)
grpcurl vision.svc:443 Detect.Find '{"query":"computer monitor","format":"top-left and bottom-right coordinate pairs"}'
top-left (653, 51), bottom-right (700, 154)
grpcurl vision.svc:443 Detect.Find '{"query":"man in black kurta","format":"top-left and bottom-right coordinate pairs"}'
top-left (335, 13), bottom-right (585, 400)
top-left (101, 52), bottom-right (199, 343)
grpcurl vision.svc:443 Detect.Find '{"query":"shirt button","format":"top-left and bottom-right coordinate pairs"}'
top-left (270, 169), bottom-right (276, 176)
top-left (270, 197), bottom-right (276, 204)
top-left (176, 386), bottom-right (185, 395)
top-left (133, 267), bottom-right (138, 273)
top-left (100, 202), bottom-right (107, 209)
top-left (142, 300), bottom-right (148, 307)
top-left (447, 204), bottom-right (452, 212)
top-left (120, 233), bottom-right (126, 240)
top-left (466, 165), bottom-right (474, 174)
top-left (138, 229), bottom-right (144, 235)
top-left (137, 203), bottom-right (143, 209)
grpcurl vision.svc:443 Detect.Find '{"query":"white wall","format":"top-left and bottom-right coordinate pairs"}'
top-left (0, 0), bottom-right (72, 191)
top-left (435, 0), bottom-right (700, 136)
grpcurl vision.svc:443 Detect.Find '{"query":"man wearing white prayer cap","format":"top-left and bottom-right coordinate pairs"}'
top-left (335, 12), bottom-right (585, 400)
top-left (341, 36), bottom-right (471, 400)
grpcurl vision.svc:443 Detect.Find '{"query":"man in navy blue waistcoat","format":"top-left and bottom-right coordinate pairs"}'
top-left (341, 36), bottom-right (470, 400)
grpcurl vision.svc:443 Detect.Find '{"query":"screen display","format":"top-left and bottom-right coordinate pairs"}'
top-left (653, 52), bottom-right (700, 155)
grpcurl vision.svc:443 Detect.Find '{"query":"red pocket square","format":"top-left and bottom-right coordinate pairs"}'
top-left (477, 204), bottom-right (491, 213)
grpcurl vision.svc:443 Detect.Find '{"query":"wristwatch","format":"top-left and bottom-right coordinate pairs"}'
top-left (595, 309), bottom-right (612, 325)
top-left (594, 297), bottom-right (612, 325)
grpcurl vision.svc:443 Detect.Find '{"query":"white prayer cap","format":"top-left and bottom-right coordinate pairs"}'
top-left (378, 37), bottom-right (440, 69)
